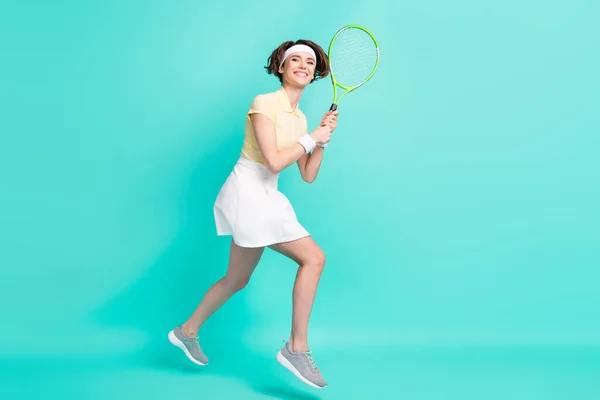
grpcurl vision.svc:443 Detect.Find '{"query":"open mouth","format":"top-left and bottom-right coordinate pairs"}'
top-left (294, 71), bottom-right (309, 78)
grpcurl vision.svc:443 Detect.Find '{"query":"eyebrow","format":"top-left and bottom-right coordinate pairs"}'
top-left (291, 54), bottom-right (316, 62)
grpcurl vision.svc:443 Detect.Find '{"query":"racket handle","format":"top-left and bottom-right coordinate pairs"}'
top-left (329, 104), bottom-right (337, 111)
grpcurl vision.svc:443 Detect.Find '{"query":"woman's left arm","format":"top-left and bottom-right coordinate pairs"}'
top-left (297, 111), bottom-right (338, 183)
top-left (297, 147), bottom-right (324, 183)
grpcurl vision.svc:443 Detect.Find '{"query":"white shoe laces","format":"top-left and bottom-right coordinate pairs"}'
top-left (305, 351), bottom-right (318, 369)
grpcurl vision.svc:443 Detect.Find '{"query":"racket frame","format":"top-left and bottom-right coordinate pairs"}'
top-left (327, 24), bottom-right (380, 111)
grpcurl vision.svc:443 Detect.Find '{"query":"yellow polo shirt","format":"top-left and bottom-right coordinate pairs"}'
top-left (241, 86), bottom-right (308, 165)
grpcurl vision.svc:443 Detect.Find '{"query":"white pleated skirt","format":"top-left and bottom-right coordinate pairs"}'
top-left (213, 156), bottom-right (310, 248)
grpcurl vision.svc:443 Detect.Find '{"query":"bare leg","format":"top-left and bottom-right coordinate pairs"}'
top-left (182, 239), bottom-right (264, 337)
top-left (269, 236), bottom-right (326, 353)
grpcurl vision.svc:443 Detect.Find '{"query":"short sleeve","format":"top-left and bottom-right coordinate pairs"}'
top-left (248, 95), bottom-right (274, 121)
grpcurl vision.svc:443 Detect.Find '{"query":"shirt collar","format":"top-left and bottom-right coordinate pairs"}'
top-left (276, 86), bottom-right (300, 116)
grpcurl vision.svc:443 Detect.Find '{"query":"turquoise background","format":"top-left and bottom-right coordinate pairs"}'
top-left (1, 0), bottom-right (599, 399)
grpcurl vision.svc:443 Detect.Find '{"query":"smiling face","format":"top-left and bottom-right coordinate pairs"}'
top-left (278, 52), bottom-right (316, 88)
top-left (265, 40), bottom-right (330, 85)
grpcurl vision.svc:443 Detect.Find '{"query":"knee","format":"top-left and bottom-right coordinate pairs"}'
top-left (305, 248), bottom-right (326, 271)
top-left (234, 279), bottom-right (250, 291)
top-left (224, 275), bottom-right (250, 292)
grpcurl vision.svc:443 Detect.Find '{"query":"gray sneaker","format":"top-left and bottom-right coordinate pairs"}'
top-left (276, 342), bottom-right (327, 389)
top-left (168, 325), bottom-right (208, 366)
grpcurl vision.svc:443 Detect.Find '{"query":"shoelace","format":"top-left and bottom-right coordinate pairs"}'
top-left (282, 340), bottom-right (318, 369)
top-left (304, 351), bottom-right (318, 369)
top-left (182, 331), bottom-right (202, 349)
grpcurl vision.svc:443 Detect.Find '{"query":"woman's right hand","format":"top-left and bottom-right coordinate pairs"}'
top-left (310, 125), bottom-right (332, 144)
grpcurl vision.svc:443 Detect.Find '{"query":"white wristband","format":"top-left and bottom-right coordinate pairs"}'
top-left (317, 142), bottom-right (328, 148)
top-left (297, 134), bottom-right (316, 154)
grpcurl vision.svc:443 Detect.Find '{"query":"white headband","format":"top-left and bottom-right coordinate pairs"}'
top-left (279, 44), bottom-right (317, 68)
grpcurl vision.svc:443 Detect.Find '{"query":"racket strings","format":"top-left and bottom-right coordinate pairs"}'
top-left (329, 28), bottom-right (378, 88)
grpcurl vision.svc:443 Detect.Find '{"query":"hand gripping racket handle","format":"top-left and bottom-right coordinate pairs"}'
top-left (329, 104), bottom-right (337, 111)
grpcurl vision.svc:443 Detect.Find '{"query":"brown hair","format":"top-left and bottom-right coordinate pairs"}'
top-left (265, 39), bottom-right (329, 84)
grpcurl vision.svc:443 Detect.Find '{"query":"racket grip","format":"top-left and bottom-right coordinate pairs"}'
top-left (329, 104), bottom-right (337, 111)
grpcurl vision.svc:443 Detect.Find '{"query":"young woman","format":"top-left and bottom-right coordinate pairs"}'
top-left (168, 39), bottom-right (338, 390)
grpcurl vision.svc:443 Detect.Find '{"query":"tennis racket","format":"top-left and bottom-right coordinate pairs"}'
top-left (327, 25), bottom-right (380, 111)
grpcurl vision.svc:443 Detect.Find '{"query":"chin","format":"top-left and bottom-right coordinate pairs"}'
top-left (291, 77), bottom-right (311, 87)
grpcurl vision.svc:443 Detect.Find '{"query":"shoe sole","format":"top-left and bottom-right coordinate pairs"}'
top-left (168, 330), bottom-right (208, 366)
top-left (276, 351), bottom-right (326, 390)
